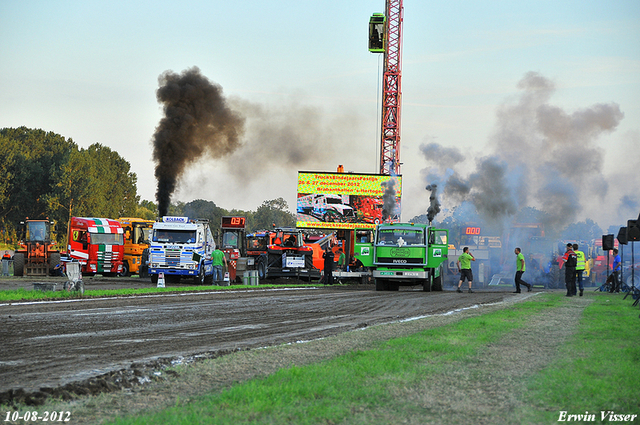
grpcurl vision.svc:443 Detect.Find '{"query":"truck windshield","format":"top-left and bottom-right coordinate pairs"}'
top-left (27, 222), bottom-right (49, 242)
top-left (247, 236), bottom-right (267, 251)
top-left (153, 230), bottom-right (197, 244)
top-left (378, 229), bottom-right (424, 246)
top-left (222, 231), bottom-right (240, 249)
top-left (90, 233), bottom-right (124, 245)
top-left (326, 198), bottom-right (343, 204)
top-left (133, 225), bottom-right (152, 244)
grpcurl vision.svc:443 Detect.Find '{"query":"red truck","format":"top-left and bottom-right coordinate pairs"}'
top-left (67, 217), bottom-right (124, 276)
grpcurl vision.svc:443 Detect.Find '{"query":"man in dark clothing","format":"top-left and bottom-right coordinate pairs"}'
top-left (562, 243), bottom-right (577, 297)
top-left (610, 248), bottom-right (622, 293)
top-left (322, 247), bottom-right (334, 285)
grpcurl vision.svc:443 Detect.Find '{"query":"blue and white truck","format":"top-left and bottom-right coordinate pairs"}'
top-left (148, 216), bottom-right (215, 285)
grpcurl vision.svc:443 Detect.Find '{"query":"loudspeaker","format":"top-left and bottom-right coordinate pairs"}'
top-left (628, 219), bottom-right (640, 242)
top-left (602, 234), bottom-right (615, 251)
top-left (617, 227), bottom-right (628, 245)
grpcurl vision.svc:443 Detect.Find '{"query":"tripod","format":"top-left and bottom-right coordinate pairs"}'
top-left (622, 241), bottom-right (638, 306)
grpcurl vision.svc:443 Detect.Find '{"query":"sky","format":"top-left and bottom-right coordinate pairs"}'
top-left (1, 0), bottom-right (639, 231)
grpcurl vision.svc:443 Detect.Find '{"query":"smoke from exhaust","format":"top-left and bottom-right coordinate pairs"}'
top-left (152, 67), bottom-right (245, 216)
top-left (425, 184), bottom-right (441, 224)
top-left (381, 178), bottom-right (398, 221)
top-left (420, 71), bottom-right (624, 232)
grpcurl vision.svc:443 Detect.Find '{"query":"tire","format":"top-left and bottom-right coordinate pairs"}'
top-left (48, 253), bottom-right (61, 274)
top-left (422, 278), bottom-right (431, 292)
top-left (77, 281), bottom-right (84, 295)
top-left (193, 265), bottom-right (205, 285)
top-left (549, 264), bottom-right (560, 289)
top-left (375, 278), bottom-right (386, 291)
top-left (432, 274), bottom-right (443, 292)
top-left (13, 254), bottom-right (24, 276)
top-left (13, 253), bottom-right (24, 276)
top-left (119, 261), bottom-right (130, 277)
top-left (150, 274), bottom-right (158, 284)
top-left (257, 259), bottom-right (267, 280)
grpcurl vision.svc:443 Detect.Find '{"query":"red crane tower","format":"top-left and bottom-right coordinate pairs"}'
top-left (369, 0), bottom-right (403, 176)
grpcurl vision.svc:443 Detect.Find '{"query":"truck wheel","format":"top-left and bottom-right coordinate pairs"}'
top-left (422, 278), bottom-right (431, 292)
top-left (150, 274), bottom-right (158, 284)
top-left (549, 265), bottom-right (560, 289)
top-left (432, 274), bottom-right (443, 291)
top-left (375, 278), bottom-right (386, 291)
top-left (48, 253), bottom-right (61, 274)
top-left (119, 261), bottom-right (130, 277)
top-left (257, 259), bottom-right (267, 280)
top-left (194, 266), bottom-right (205, 285)
top-left (13, 253), bottom-right (25, 276)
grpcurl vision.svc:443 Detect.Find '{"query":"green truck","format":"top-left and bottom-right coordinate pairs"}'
top-left (355, 222), bottom-right (449, 291)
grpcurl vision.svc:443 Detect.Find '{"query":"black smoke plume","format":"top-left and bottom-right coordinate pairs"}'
top-left (152, 67), bottom-right (245, 216)
top-left (381, 178), bottom-right (398, 221)
top-left (425, 184), bottom-right (441, 224)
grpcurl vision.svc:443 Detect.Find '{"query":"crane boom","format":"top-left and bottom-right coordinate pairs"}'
top-left (379, 0), bottom-right (403, 175)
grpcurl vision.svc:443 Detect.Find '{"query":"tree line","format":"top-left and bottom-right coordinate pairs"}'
top-left (0, 127), bottom-right (294, 247)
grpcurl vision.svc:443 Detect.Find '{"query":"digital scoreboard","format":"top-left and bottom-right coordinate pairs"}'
top-left (221, 216), bottom-right (246, 229)
top-left (464, 227), bottom-right (481, 235)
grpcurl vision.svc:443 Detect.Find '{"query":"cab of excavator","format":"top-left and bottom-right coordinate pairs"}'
top-left (368, 13), bottom-right (386, 53)
top-left (24, 220), bottom-right (51, 242)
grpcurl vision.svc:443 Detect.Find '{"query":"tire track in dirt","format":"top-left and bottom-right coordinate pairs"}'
top-left (1, 287), bottom-right (511, 394)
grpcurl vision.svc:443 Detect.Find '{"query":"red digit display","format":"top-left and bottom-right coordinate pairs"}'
top-left (221, 216), bottom-right (246, 229)
top-left (465, 227), bottom-right (481, 235)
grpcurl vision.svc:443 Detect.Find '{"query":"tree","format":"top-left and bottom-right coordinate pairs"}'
top-left (46, 143), bottom-right (139, 239)
top-left (560, 219), bottom-right (603, 241)
top-left (251, 198), bottom-right (295, 231)
top-left (0, 127), bottom-right (75, 224)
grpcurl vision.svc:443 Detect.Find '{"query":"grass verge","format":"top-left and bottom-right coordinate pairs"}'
top-left (520, 293), bottom-right (640, 423)
top-left (0, 284), bottom-right (318, 302)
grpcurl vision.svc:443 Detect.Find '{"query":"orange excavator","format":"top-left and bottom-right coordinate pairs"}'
top-left (13, 218), bottom-right (61, 276)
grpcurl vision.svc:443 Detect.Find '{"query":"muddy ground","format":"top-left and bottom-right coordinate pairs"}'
top-left (0, 275), bottom-right (532, 408)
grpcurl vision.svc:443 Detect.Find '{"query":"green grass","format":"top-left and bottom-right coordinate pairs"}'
top-left (521, 294), bottom-right (640, 423)
top-left (0, 283), bottom-right (318, 302)
top-left (108, 295), bottom-right (577, 424)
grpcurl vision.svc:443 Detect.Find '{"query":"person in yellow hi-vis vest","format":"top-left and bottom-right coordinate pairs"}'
top-left (573, 243), bottom-right (586, 297)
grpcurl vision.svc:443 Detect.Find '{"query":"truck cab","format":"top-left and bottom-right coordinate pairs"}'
top-left (67, 217), bottom-right (124, 276)
top-left (264, 228), bottom-right (321, 281)
top-left (371, 223), bottom-right (448, 291)
top-left (117, 217), bottom-right (154, 277)
top-left (148, 217), bottom-right (215, 285)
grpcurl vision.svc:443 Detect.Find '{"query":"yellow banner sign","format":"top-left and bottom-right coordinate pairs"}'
top-left (296, 171), bottom-right (402, 230)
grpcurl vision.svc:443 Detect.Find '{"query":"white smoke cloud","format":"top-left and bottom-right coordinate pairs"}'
top-left (419, 71), bottom-right (626, 232)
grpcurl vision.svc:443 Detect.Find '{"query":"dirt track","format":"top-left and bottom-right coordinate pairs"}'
top-left (0, 276), bottom-right (523, 404)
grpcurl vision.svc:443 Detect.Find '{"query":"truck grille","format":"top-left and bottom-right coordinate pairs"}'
top-left (165, 250), bottom-right (180, 267)
top-left (377, 257), bottom-right (424, 264)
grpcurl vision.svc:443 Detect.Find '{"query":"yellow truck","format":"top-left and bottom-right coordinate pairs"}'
top-left (117, 218), bottom-right (154, 277)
